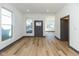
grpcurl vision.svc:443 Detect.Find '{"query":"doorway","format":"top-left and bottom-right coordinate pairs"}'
top-left (34, 20), bottom-right (43, 37)
top-left (60, 15), bottom-right (69, 42)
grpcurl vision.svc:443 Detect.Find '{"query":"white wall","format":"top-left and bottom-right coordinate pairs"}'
top-left (23, 13), bottom-right (55, 36)
top-left (55, 3), bottom-right (79, 51)
top-left (0, 4), bottom-right (55, 50)
top-left (0, 4), bottom-right (24, 50)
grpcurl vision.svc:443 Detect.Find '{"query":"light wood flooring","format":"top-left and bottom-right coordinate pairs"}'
top-left (0, 32), bottom-right (79, 56)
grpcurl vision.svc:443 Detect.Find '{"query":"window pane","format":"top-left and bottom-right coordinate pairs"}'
top-left (2, 25), bottom-right (12, 41)
top-left (1, 8), bottom-right (11, 17)
top-left (47, 21), bottom-right (55, 28)
top-left (26, 19), bottom-right (32, 33)
top-left (1, 8), bottom-right (13, 41)
top-left (45, 18), bottom-right (55, 31)
top-left (1, 15), bottom-right (11, 25)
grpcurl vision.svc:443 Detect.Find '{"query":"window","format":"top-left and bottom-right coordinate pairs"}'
top-left (26, 19), bottom-right (32, 33)
top-left (45, 17), bottom-right (55, 31)
top-left (47, 20), bottom-right (55, 29)
top-left (1, 8), bottom-right (13, 41)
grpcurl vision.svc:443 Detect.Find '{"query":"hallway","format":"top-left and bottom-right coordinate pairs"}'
top-left (0, 3), bottom-right (79, 56)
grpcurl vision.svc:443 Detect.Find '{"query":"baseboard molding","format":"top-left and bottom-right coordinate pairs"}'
top-left (34, 36), bottom-right (45, 37)
top-left (0, 36), bottom-right (45, 52)
top-left (0, 36), bottom-right (79, 55)
top-left (55, 36), bottom-right (60, 40)
top-left (55, 36), bottom-right (79, 53)
top-left (45, 31), bottom-right (55, 32)
top-left (0, 36), bottom-right (25, 52)
top-left (55, 36), bottom-right (66, 41)
top-left (23, 36), bottom-right (45, 37)
top-left (69, 45), bottom-right (79, 53)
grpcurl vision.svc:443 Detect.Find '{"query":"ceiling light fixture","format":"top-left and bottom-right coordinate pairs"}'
top-left (26, 9), bottom-right (30, 12)
top-left (46, 9), bottom-right (49, 12)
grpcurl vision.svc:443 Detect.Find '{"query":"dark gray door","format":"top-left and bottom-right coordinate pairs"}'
top-left (34, 21), bottom-right (43, 37)
top-left (60, 15), bottom-right (69, 41)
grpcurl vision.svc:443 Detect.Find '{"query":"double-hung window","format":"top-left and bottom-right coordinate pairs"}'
top-left (1, 8), bottom-right (13, 41)
top-left (26, 19), bottom-right (32, 33)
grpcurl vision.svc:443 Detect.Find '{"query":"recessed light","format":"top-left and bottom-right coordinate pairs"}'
top-left (26, 9), bottom-right (30, 12)
top-left (46, 9), bottom-right (49, 12)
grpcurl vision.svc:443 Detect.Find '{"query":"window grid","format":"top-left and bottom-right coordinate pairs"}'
top-left (1, 8), bottom-right (13, 41)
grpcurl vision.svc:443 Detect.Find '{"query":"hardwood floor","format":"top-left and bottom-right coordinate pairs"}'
top-left (0, 32), bottom-right (79, 56)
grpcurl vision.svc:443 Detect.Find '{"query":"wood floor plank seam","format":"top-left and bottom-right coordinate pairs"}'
top-left (0, 32), bottom-right (79, 56)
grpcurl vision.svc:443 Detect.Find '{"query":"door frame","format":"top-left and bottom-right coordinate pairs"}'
top-left (60, 15), bottom-right (70, 43)
top-left (34, 20), bottom-right (43, 37)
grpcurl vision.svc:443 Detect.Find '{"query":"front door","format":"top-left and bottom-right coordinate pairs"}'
top-left (34, 21), bottom-right (43, 37)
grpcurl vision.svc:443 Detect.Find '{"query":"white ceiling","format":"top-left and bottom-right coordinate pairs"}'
top-left (11, 3), bottom-right (66, 14)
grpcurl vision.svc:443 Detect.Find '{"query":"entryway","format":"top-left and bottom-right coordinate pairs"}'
top-left (60, 15), bottom-right (69, 42)
top-left (34, 20), bottom-right (43, 37)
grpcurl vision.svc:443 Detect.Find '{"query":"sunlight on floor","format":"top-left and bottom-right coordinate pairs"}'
top-left (45, 32), bottom-right (55, 41)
